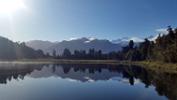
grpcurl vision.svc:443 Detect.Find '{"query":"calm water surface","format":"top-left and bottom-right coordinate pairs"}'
top-left (0, 63), bottom-right (176, 100)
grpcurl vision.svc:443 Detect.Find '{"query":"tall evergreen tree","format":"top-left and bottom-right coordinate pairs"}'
top-left (129, 40), bottom-right (134, 49)
top-left (52, 49), bottom-right (57, 58)
top-left (62, 48), bottom-right (71, 58)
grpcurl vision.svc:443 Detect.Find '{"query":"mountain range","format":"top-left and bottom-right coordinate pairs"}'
top-left (26, 37), bottom-right (150, 55)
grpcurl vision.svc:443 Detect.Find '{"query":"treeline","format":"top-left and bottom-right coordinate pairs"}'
top-left (0, 36), bottom-right (45, 60)
top-left (0, 26), bottom-right (176, 63)
top-left (51, 26), bottom-right (177, 63)
top-left (51, 48), bottom-right (107, 60)
top-left (120, 26), bottom-right (177, 63)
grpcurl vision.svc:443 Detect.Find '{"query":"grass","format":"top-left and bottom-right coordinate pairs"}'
top-left (132, 61), bottom-right (177, 73)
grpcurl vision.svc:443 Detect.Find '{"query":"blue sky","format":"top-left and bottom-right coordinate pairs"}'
top-left (0, 0), bottom-right (177, 41)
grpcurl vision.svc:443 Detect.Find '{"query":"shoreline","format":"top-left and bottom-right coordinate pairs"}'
top-left (0, 59), bottom-right (177, 73)
top-left (0, 59), bottom-right (126, 65)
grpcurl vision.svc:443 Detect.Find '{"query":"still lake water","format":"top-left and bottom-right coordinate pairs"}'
top-left (0, 63), bottom-right (176, 100)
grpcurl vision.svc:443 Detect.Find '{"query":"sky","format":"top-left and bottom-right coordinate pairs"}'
top-left (0, 0), bottom-right (177, 42)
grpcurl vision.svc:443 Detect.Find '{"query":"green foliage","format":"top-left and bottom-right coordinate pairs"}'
top-left (1, 26), bottom-right (176, 63)
top-left (54, 26), bottom-right (177, 63)
top-left (121, 26), bottom-right (177, 63)
top-left (153, 26), bottom-right (177, 63)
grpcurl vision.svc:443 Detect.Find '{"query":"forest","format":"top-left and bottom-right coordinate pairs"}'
top-left (0, 26), bottom-right (177, 63)
top-left (51, 26), bottom-right (177, 63)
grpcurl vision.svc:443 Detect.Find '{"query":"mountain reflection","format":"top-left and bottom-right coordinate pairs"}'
top-left (0, 64), bottom-right (176, 100)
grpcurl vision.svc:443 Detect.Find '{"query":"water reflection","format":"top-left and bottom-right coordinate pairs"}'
top-left (0, 64), bottom-right (176, 100)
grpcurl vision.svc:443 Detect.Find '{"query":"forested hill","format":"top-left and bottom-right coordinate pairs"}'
top-left (0, 36), bottom-right (45, 60)
top-left (115, 26), bottom-right (177, 63)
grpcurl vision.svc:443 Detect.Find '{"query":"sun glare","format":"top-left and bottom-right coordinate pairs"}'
top-left (0, 0), bottom-right (25, 15)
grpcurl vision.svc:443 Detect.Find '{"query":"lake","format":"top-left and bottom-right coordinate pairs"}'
top-left (0, 63), bottom-right (176, 100)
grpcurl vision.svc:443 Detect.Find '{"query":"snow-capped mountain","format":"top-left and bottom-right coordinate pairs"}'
top-left (111, 37), bottom-right (144, 44)
top-left (26, 36), bottom-right (158, 55)
top-left (26, 37), bottom-right (124, 55)
top-left (111, 37), bottom-right (144, 47)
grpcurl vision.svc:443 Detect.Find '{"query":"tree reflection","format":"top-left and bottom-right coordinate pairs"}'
top-left (0, 64), bottom-right (44, 84)
top-left (0, 64), bottom-right (176, 100)
top-left (62, 65), bottom-right (71, 74)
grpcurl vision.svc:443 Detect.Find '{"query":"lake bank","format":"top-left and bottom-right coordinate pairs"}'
top-left (0, 59), bottom-right (177, 73)
top-left (132, 61), bottom-right (177, 73)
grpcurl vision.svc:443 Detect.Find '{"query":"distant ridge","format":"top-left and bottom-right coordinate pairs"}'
top-left (26, 37), bottom-right (123, 55)
top-left (26, 37), bottom-right (149, 55)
